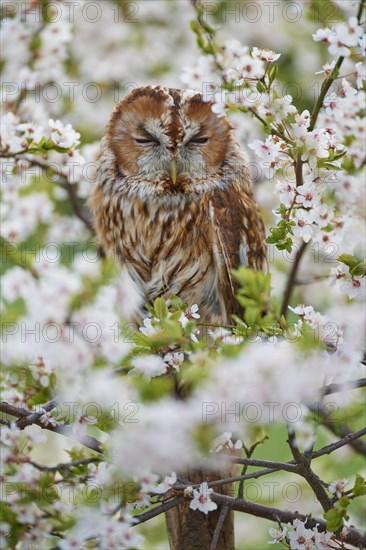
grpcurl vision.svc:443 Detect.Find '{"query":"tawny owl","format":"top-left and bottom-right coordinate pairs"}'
top-left (90, 86), bottom-right (266, 325)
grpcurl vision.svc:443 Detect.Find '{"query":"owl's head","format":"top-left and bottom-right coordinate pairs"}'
top-left (105, 86), bottom-right (238, 196)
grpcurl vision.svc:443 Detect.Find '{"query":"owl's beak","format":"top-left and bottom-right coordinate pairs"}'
top-left (170, 160), bottom-right (177, 185)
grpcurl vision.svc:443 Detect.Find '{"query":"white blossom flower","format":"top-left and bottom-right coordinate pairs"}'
top-left (296, 181), bottom-right (317, 208)
top-left (252, 47), bottom-right (281, 63)
top-left (153, 471), bottom-right (177, 494)
top-left (138, 472), bottom-right (159, 493)
top-left (179, 304), bottom-right (200, 328)
top-left (330, 263), bottom-right (365, 299)
top-left (329, 478), bottom-right (348, 498)
top-left (275, 180), bottom-right (296, 208)
top-left (249, 135), bottom-right (290, 178)
top-left (288, 519), bottom-right (315, 550)
top-left (13, 503), bottom-right (39, 525)
top-left (355, 62), bottom-right (366, 89)
top-left (268, 526), bottom-right (288, 544)
top-left (49, 119), bottom-right (80, 149)
top-left (312, 28), bottom-right (333, 44)
top-left (163, 351), bottom-right (184, 370)
top-left (224, 40), bottom-right (248, 58)
top-left (359, 34), bottom-right (366, 56)
top-left (139, 317), bottom-right (159, 336)
top-left (235, 54), bottom-right (265, 81)
top-left (292, 209), bottom-right (317, 243)
top-left (313, 526), bottom-right (334, 549)
top-left (58, 532), bottom-right (86, 550)
top-left (189, 482), bottom-right (218, 514)
top-left (315, 61), bottom-right (336, 76)
top-left (340, 78), bottom-right (357, 98)
top-left (210, 431), bottom-right (243, 453)
top-left (130, 355), bottom-right (167, 380)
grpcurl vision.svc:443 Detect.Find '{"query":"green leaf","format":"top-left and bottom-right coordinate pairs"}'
top-left (161, 319), bottom-right (182, 339)
top-left (170, 295), bottom-right (185, 310)
top-left (269, 64), bottom-right (278, 85)
top-left (256, 81), bottom-right (267, 93)
top-left (154, 297), bottom-right (168, 320)
top-left (324, 508), bottom-right (344, 532)
top-left (337, 496), bottom-right (350, 508)
top-left (190, 20), bottom-right (201, 35)
top-left (350, 262), bottom-right (366, 276)
top-left (353, 474), bottom-right (366, 496)
top-left (338, 254), bottom-right (358, 269)
top-left (276, 238), bottom-right (293, 252)
top-left (322, 162), bottom-right (342, 171)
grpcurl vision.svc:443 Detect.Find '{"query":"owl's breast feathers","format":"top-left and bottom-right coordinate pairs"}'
top-left (91, 175), bottom-right (266, 325)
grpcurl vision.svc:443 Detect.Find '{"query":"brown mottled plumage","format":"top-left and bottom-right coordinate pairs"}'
top-left (90, 86), bottom-right (266, 324)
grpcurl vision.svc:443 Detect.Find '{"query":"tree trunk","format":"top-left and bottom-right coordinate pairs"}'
top-left (165, 468), bottom-right (235, 550)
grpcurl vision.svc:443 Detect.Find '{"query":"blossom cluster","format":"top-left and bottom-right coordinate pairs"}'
top-left (269, 519), bottom-right (336, 549)
top-left (181, 16), bottom-right (365, 302)
top-left (313, 16), bottom-right (364, 58)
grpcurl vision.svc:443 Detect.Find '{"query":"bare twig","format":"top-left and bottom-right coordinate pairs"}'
top-left (23, 156), bottom-right (95, 235)
top-left (220, 456), bottom-right (296, 473)
top-left (210, 505), bottom-right (230, 550)
top-left (16, 396), bottom-right (60, 429)
top-left (29, 458), bottom-right (100, 472)
top-left (0, 400), bottom-right (103, 454)
top-left (280, 240), bottom-right (308, 318)
top-left (174, 427), bottom-right (366, 490)
top-left (320, 378), bottom-right (366, 396)
top-left (311, 427), bottom-right (366, 458)
top-left (310, 403), bottom-right (366, 457)
top-left (238, 436), bottom-right (268, 499)
top-left (287, 426), bottom-right (333, 512)
top-left (210, 492), bottom-right (366, 549)
top-left (132, 496), bottom-right (186, 525)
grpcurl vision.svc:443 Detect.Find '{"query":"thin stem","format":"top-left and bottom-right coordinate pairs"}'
top-left (210, 505), bottom-right (230, 550)
top-left (23, 156), bottom-right (95, 235)
top-left (309, 56), bottom-right (344, 132)
top-left (287, 426), bottom-right (335, 512)
top-left (313, 426), bottom-right (365, 458)
top-left (310, 404), bottom-right (366, 457)
top-left (16, 396), bottom-right (60, 429)
top-left (320, 378), bottom-right (366, 396)
top-left (29, 458), bottom-right (100, 472)
top-left (0, 400), bottom-right (103, 454)
top-left (132, 496), bottom-right (186, 525)
top-left (280, 240), bottom-right (308, 318)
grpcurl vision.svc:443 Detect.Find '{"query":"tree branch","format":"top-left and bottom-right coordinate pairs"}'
top-left (320, 378), bottom-right (366, 396)
top-left (132, 496), bottom-right (186, 525)
top-left (23, 156), bottom-right (95, 235)
top-left (16, 396), bottom-right (60, 429)
top-left (287, 426), bottom-right (333, 512)
top-left (280, 240), bottom-right (308, 318)
top-left (311, 426), bottom-right (366, 458)
top-left (29, 458), bottom-right (100, 472)
top-left (210, 505), bottom-right (230, 550)
top-left (210, 492), bottom-right (366, 549)
top-left (310, 402), bottom-right (366, 457)
top-left (175, 427), bottom-right (366, 490)
top-left (0, 400), bottom-right (103, 454)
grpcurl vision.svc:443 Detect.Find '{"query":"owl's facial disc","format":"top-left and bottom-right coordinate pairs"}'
top-left (107, 87), bottom-right (232, 192)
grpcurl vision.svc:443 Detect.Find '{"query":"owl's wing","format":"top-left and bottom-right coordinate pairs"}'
top-left (209, 182), bottom-right (266, 318)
